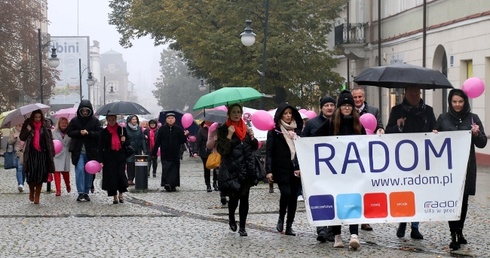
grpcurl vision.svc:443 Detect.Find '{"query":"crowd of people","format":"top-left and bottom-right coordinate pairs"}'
top-left (3, 85), bottom-right (486, 251)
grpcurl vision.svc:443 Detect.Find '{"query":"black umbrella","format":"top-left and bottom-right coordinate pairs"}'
top-left (158, 109), bottom-right (199, 136)
top-left (95, 101), bottom-right (151, 115)
top-left (195, 109), bottom-right (227, 123)
top-left (354, 63), bottom-right (453, 89)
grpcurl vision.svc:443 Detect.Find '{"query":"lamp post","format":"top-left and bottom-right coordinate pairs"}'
top-left (240, 0), bottom-right (269, 109)
top-left (78, 59), bottom-right (95, 102)
top-left (38, 28), bottom-right (60, 104)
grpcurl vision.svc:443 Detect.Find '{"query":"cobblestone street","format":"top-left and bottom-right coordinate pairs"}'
top-left (0, 155), bottom-right (488, 257)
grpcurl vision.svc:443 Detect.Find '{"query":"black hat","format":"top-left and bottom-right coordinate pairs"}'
top-left (337, 90), bottom-right (355, 108)
top-left (320, 96), bottom-right (336, 108)
top-left (165, 112), bottom-right (175, 118)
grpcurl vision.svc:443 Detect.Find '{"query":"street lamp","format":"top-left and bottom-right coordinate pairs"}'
top-left (38, 28), bottom-right (60, 104)
top-left (198, 79), bottom-right (207, 92)
top-left (240, 0), bottom-right (270, 109)
top-left (78, 59), bottom-right (95, 102)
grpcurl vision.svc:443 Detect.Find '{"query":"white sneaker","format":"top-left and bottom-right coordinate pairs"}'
top-left (18, 185), bottom-right (24, 192)
top-left (333, 234), bottom-right (344, 248)
top-left (297, 195), bottom-right (304, 201)
top-left (349, 234), bottom-right (360, 250)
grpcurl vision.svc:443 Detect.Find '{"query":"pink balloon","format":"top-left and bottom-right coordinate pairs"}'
top-left (188, 135), bottom-right (196, 142)
top-left (257, 141), bottom-right (263, 149)
top-left (208, 122), bottom-right (218, 133)
top-left (85, 160), bottom-right (101, 174)
top-left (213, 105), bottom-right (228, 112)
top-left (360, 113), bottom-right (377, 132)
top-left (462, 77), bottom-right (485, 98)
top-left (181, 113), bottom-right (194, 129)
top-left (53, 139), bottom-right (63, 155)
top-left (365, 128), bottom-right (374, 135)
top-left (119, 122), bottom-right (126, 127)
top-left (251, 110), bottom-right (275, 131)
top-left (299, 109), bottom-right (307, 114)
top-left (305, 110), bottom-right (317, 119)
top-left (157, 122), bottom-right (162, 127)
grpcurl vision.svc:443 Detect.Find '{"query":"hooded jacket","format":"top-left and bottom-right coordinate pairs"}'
top-left (435, 89), bottom-right (487, 195)
top-left (265, 102), bottom-right (303, 184)
top-left (66, 100), bottom-right (102, 165)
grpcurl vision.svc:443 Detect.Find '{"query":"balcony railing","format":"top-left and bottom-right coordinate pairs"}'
top-left (335, 23), bottom-right (366, 45)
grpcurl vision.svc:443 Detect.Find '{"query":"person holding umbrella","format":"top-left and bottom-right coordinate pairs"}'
top-left (19, 109), bottom-right (55, 204)
top-left (67, 100), bottom-right (101, 202)
top-left (216, 103), bottom-right (258, 237)
top-left (385, 85), bottom-right (437, 239)
top-left (52, 117), bottom-right (72, 196)
top-left (125, 115), bottom-right (147, 186)
top-left (152, 113), bottom-right (189, 192)
top-left (433, 89), bottom-right (487, 250)
top-left (195, 121), bottom-right (217, 192)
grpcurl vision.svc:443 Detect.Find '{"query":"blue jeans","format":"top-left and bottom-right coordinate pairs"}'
top-left (75, 153), bottom-right (93, 194)
top-left (14, 157), bottom-right (24, 185)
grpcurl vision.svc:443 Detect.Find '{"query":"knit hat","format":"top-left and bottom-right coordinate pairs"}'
top-left (165, 112), bottom-right (175, 118)
top-left (320, 96), bottom-right (336, 108)
top-left (337, 90), bottom-right (355, 108)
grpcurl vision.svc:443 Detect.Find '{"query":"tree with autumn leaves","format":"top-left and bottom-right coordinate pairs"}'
top-left (0, 0), bottom-right (58, 111)
top-left (109, 0), bottom-right (346, 109)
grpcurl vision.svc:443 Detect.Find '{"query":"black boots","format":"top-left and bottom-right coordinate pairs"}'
top-left (450, 232), bottom-right (460, 250)
top-left (285, 221), bottom-right (296, 236)
top-left (276, 218), bottom-right (284, 232)
top-left (410, 227), bottom-right (424, 239)
top-left (457, 229), bottom-right (467, 244)
top-left (213, 181), bottom-right (218, 191)
top-left (206, 184), bottom-right (212, 192)
top-left (269, 183), bottom-right (274, 193)
top-left (396, 223), bottom-right (406, 237)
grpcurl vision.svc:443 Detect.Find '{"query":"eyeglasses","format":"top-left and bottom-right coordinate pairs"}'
top-left (340, 105), bottom-right (352, 109)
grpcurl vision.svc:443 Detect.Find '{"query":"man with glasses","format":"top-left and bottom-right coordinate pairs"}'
top-left (67, 100), bottom-right (101, 202)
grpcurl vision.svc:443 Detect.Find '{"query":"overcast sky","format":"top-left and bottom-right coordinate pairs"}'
top-left (47, 0), bottom-right (165, 115)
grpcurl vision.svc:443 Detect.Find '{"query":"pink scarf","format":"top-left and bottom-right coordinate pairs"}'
top-left (149, 127), bottom-right (157, 151)
top-left (106, 124), bottom-right (121, 151)
top-left (32, 121), bottom-right (42, 151)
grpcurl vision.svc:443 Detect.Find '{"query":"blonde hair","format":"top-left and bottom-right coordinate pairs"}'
top-left (55, 117), bottom-right (69, 131)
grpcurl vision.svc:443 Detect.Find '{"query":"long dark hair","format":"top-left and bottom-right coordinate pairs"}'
top-left (332, 108), bottom-right (362, 135)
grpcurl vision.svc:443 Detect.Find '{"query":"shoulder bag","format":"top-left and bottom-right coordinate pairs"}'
top-left (4, 144), bottom-right (16, 169)
top-left (206, 150), bottom-right (221, 169)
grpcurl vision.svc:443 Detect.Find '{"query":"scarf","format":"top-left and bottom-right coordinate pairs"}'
top-left (401, 98), bottom-right (426, 116)
top-left (149, 127), bottom-right (157, 150)
top-left (106, 124), bottom-right (122, 151)
top-left (226, 118), bottom-right (247, 141)
top-left (32, 120), bottom-right (42, 151)
top-left (128, 123), bottom-right (138, 131)
top-left (280, 119), bottom-right (298, 160)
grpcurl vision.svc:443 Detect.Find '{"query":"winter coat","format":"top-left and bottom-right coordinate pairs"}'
top-left (265, 102), bottom-right (303, 185)
top-left (19, 118), bottom-right (55, 176)
top-left (385, 98), bottom-right (436, 133)
top-left (66, 100), bottom-right (101, 165)
top-left (216, 123), bottom-right (258, 194)
top-left (143, 122), bottom-right (159, 155)
top-left (434, 90), bottom-right (487, 195)
top-left (125, 124), bottom-right (147, 162)
top-left (99, 125), bottom-right (130, 191)
top-left (52, 128), bottom-right (71, 172)
top-left (301, 114), bottom-right (328, 137)
top-left (152, 124), bottom-right (187, 161)
top-left (195, 126), bottom-right (211, 158)
top-left (8, 126), bottom-right (25, 163)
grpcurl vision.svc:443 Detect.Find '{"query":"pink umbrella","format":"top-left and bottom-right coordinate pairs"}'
top-left (53, 107), bottom-right (78, 120)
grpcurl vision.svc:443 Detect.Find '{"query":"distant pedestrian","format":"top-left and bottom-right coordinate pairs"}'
top-left (152, 112), bottom-right (189, 192)
top-left (52, 117), bottom-right (72, 196)
top-left (8, 123), bottom-right (25, 192)
top-left (99, 115), bottom-right (129, 204)
top-left (207, 123), bottom-right (226, 204)
top-left (66, 100), bottom-right (101, 202)
top-left (385, 85), bottom-right (436, 239)
top-left (144, 119), bottom-right (159, 178)
top-left (217, 103), bottom-right (258, 236)
top-left (125, 115), bottom-right (147, 185)
top-left (195, 121), bottom-right (217, 192)
top-left (433, 89), bottom-right (487, 250)
top-left (265, 102), bottom-right (303, 236)
top-left (19, 110), bottom-right (55, 204)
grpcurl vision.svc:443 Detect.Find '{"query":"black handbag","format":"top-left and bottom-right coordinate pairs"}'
top-left (4, 144), bottom-right (16, 169)
top-left (124, 145), bottom-right (135, 157)
top-left (254, 154), bottom-right (266, 182)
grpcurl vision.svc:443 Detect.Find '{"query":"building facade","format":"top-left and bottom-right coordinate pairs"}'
top-left (332, 0), bottom-right (490, 164)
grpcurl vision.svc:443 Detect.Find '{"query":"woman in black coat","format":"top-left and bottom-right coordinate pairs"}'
top-left (125, 115), bottom-right (147, 185)
top-left (265, 102), bottom-right (303, 236)
top-left (217, 103), bottom-right (258, 237)
top-left (434, 89), bottom-right (487, 250)
top-left (195, 121), bottom-right (217, 192)
top-left (99, 115), bottom-right (130, 204)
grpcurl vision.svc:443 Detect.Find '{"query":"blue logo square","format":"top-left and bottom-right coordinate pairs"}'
top-left (336, 193), bottom-right (362, 219)
top-left (309, 195), bottom-right (335, 221)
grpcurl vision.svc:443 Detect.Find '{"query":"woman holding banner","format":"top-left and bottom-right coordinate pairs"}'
top-left (434, 89), bottom-right (487, 251)
top-left (265, 102), bottom-right (303, 236)
top-left (315, 90), bottom-right (365, 250)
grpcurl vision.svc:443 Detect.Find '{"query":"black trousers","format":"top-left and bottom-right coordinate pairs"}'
top-left (148, 156), bottom-right (158, 174)
top-left (228, 180), bottom-right (252, 229)
top-left (126, 162), bottom-right (135, 181)
top-left (449, 194), bottom-right (469, 232)
top-left (332, 224), bottom-right (359, 236)
top-left (200, 157), bottom-right (217, 186)
top-left (277, 176), bottom-right (301, 223)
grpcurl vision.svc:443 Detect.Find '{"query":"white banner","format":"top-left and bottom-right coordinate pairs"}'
top-left (295, 131), bottom-right (471, 227)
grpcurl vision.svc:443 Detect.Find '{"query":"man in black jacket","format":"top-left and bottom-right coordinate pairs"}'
top-left (66, 100), bottom-right (101, 202)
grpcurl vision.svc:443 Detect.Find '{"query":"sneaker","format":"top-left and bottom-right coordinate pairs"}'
top-left (297, 195), bottom-right (304, 201)
top-left (349, 234), bottom-right (360, 250)
top-left (333, 235), bottom-right (344, 248)
top-left (18, 184), bottom-right (24, 192)
top-left (84, 194), bottom-right (91, 202)
top-left (76, 194), bottom-right (86, 202)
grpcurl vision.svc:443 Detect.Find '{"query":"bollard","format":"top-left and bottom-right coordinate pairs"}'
top-left (134, 155), bottom-right (148, 191)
